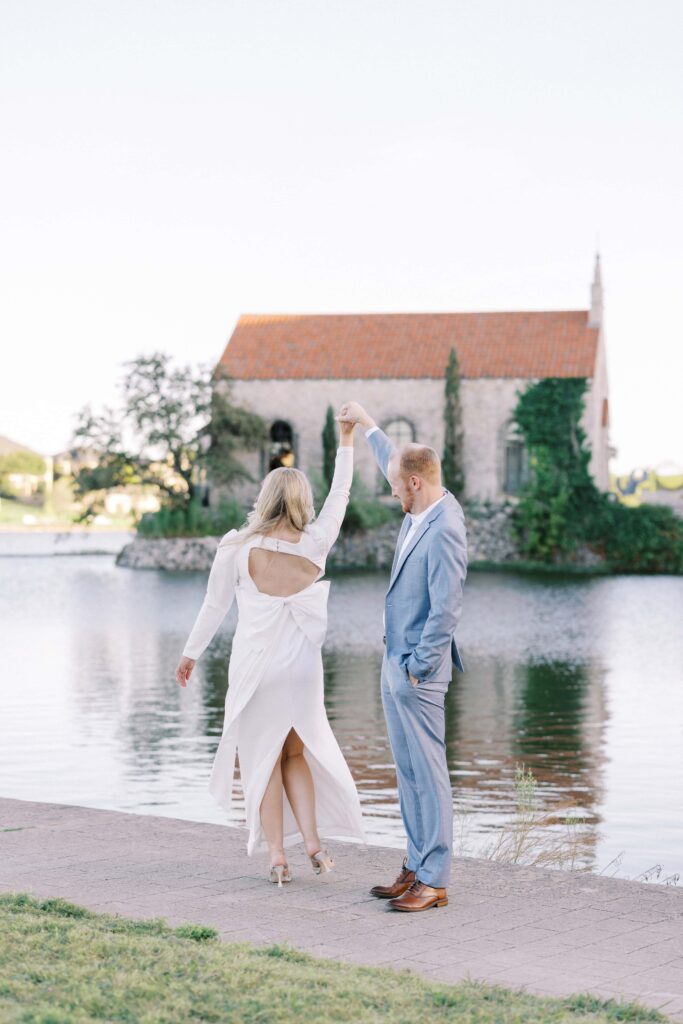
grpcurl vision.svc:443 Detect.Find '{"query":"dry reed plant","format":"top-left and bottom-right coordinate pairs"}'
top-left (454, 765), bottom-right (679, 884)
top-left (455, 764), bottom-right (593, 871)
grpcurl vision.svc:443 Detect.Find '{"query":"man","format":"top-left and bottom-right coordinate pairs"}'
top-left (340, 401), bottom-right (467, 912)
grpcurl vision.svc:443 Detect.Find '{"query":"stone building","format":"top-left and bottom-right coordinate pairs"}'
top-left (213, 258), bottom-right (610, 504)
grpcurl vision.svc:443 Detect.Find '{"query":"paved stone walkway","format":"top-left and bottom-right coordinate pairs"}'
top-left (2, 797), bottom-right (682, 1021)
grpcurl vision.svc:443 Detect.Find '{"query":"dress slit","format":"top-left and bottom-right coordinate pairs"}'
top-left (240, 712), bottom-right (364, 856)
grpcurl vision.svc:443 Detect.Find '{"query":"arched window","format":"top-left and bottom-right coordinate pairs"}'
top-left (383, 418), bottom-right (415, 448)
top-left (504, 424), bottom-right (529, 495)
top-left (269, 420), bottom-right (295, 471)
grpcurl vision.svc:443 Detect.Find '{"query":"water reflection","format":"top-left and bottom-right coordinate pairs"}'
top-left (1, 555), bottom-right (681, 879)
top-left (449, 659), bottom-right (606, 867)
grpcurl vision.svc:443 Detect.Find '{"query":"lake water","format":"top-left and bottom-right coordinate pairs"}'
top-left (1, 550), bottom-right (682, 882)
top-left (0, 530), bottom-right (133, 557)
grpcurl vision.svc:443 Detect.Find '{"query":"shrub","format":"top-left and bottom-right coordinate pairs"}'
top-left (342, 490), bottom-right (396, 533)
top-left (308, 466), bottom-right (397, 535)
top-left (595, 501), bottom-right (683, 574)
top-left (137, 496), bottom-right (245, 538)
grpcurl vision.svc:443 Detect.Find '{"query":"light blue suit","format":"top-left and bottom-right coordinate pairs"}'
top-left (368, 428), bottom-right (468, 888)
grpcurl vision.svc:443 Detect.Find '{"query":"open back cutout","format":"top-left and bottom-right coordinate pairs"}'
top-left (248, 547), bottom-right (321, 597)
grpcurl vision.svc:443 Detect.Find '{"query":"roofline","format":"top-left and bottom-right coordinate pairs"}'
top-left (236, 308), bottom-right (593, 322)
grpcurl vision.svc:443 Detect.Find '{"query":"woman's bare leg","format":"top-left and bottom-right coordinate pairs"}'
top-left (259, 753), bottom-right (286, 866)
top-left (281, 729), bottom-right (322, 857)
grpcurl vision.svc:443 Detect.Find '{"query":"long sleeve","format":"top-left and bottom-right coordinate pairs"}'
top-left (310, 446), bottom-right (354, 552)
top-left (366, 427), bottom-right (397, 483)
top-left (182, 530), bottom-right (239, 661)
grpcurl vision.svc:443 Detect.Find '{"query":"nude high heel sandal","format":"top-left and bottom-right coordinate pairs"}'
top-left (310, 849), bottom-right (334, 875)
top-left (269, 864), bottom-right (292, 888)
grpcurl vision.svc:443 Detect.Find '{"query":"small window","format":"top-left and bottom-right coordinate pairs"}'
top-left (504, 427), bottom-right (529, 496)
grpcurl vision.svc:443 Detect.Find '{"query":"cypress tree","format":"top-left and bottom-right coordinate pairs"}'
top-left (322, 405), bottom-right (337, 487)
top-left (443, 347), bottom-right (465, 498)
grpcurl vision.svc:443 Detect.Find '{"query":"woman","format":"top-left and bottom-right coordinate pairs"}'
top-left (175, 416), bottom-right (364, 886)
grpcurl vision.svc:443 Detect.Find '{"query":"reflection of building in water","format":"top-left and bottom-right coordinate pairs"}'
top-left (446, 657), bottom-right (609, 866)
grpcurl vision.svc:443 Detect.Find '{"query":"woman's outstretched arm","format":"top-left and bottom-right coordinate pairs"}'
top-left (310, 417), bottom-right (355, 552)
top-left (175, 530), bottom-right (239, 685)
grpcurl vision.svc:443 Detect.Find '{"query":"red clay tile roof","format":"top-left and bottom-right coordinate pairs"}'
top-left (216, 311), bottom-right (599, 380)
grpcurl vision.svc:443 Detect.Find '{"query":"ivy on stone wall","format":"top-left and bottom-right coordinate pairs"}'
top-left (513, 378), bottom-right (683, 573)
top-left (512, 378), bottom-right (600, 560)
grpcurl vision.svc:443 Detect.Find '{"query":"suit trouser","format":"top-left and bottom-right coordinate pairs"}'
top-left (381, 655), bottom-right (453, 888)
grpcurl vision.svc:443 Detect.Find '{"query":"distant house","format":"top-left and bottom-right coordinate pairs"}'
top-left (0, 436), bottom-right (50, 500)
top-left (213, 258), bottom-right (610, 504)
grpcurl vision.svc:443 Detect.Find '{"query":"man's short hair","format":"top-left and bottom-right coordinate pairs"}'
top-left (399, 443), bottom-right (441, 484)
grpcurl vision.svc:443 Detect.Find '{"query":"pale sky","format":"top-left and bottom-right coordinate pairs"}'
top-left (2, 0), bottom-right (682, 474)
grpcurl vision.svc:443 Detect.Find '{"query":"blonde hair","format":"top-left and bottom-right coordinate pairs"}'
top-left (222, 467), bottom-right (315, 546)
top-left (399, 443), bottom-right (442, 485)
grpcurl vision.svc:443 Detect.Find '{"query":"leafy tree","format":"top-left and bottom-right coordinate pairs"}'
top-left (442, 348), bottom-right (465, 498)
top-left (198, 384), bottom-right (269, 488)
top-left (322, 405), bottom-right (337, 488)
top-left (72, 353), bottom-right (266, 521)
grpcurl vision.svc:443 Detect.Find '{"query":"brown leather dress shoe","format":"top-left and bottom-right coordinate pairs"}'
top-left (386, 879), bottom-right (448, 912)
top-left (370, 859), bottom-right (416, 899)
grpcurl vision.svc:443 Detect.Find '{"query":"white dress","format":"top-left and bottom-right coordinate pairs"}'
top-left (182, 446), bottom-right (365, 855)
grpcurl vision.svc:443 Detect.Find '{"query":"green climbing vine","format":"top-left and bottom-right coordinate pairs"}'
top-left (513, 378), bottom-right (683, 573)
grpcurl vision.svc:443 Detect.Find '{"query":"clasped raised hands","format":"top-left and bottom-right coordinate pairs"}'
top-left (338, 402), bottom-right (375, 431)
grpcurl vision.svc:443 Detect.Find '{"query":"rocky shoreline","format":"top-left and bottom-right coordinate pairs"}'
top-left (116, 503), bottom-right (534, 571)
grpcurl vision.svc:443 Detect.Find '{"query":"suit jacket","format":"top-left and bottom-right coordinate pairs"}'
top-left (368, 428), bottom-right (468, 681)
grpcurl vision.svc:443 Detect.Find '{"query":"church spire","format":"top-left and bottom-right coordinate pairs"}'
top-left (589, 253), bottom-right (603, 327)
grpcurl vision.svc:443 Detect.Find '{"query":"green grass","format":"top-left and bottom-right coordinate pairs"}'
top-left (0, 497), bottom-right (55, 526)
top-left (0, 497), bottom-right (131, 531)
top-left (0, 893), bottom-right (669, 1023)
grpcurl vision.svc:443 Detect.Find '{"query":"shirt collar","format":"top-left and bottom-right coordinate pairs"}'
top-left (408, 491), bottom-right (446, 527)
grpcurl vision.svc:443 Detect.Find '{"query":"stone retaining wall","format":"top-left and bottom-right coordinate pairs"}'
top-left (464, 502), bottom-right (519, 564)
top-left (116, 535), bottom-right (220, 571)
top-left (115, 503), bottom-right (522, 571)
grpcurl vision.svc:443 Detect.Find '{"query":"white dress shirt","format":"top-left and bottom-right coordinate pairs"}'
top-left (398, 493), bottom-right (447, 560)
